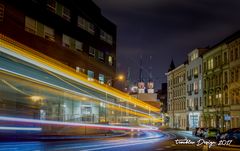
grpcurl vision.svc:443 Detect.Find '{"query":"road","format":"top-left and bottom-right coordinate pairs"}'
top-left (0, 130), bottom-right (239, 151)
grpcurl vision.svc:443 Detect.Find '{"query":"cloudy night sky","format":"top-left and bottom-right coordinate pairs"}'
top-left (94, 0), bottom-right (240, 90)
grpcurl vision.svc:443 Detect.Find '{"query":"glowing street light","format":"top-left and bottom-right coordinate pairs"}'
top-left (30, 96), bottom-right (43, 102)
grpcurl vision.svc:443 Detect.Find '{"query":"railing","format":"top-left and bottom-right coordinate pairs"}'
top-left (188, 91), bottom-right (192, 96)
top-left (194, 74), bottom-right (198, 79)
top-left (187, 76), bottom-right (192, 81)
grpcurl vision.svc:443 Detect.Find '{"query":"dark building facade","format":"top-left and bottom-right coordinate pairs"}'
top-left (0, 0), bottom-right (116, 84)
top-left (157, 83), bottom-right (168, 113)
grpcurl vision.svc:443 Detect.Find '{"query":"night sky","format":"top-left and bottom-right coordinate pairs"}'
top-left (93, 0), bottom-right (240, 90)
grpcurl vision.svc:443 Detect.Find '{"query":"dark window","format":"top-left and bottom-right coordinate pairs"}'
top-left (0, 3), bottom-right (4, 22)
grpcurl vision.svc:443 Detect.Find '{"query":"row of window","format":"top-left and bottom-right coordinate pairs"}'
top-left (205, 92), bottom-right (228, 106)
top-left (204, 74), bottom-right (222, 89)
top-left (230, 68), bottom-right (239, 83)
top-left (46, 0), bottom-right (113, 45)
top-left (89, 47), bottom-right (113, 66)
top-left (168, 101), bottom-right (186, 111)
top-left (187, 80), bottom-right (202, 93)
top-left (100, 30), bottom-right (113, 45)
top-left (187, 65), bottom-right (202, 79)
top-left (204, 67), bottom-right (239, 88)
top-left (25, 16), bottom-right (55, 41)
top-left (189, 52), bottom-right (198, 62)
top-left (168, 74), bottom-right (185, 86)
top-left (87, 70), bottom-right (105, 84)
top-left (78, 16), bottom-right (95, 35)
top-left (173, 87), bottom-right (186, 98)
top-left (25, 16), bottom-right (114, 66)
top-left (204, 46), bottom-right (239, 72)
top-left (47, 0), bottom-right (71, 21)
top-left (229, 46), bottom-right (240, 62)
top-left (187, 97), bottom-right (202, 108)
top-left (0, 3), bottom-right (4, 22)
top-left (231, 91), bottom-right (240, 105)
top-left (62, 34), bottom-right (83, 51)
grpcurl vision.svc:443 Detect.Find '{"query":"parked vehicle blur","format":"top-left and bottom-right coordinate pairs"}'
top-left (192, 127), bottom-right (199, 136)
top-left (226, 128), bottom-right (240, 145)
top-left (217, 128), bottom-right (238, 140)
top-left (202, 128), bottom-right (220, 138)
top-left (196, 127), bottom-right (206, 137)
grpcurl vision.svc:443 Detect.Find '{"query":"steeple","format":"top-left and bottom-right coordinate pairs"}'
top-left (137, 56), bottom-right (145, 93)
top-left (168, 59), bottom-right (175, 72)
top-left (139, 56), bottom-right (143, 82)
top-left (147, 56), bottom-right (154, 93)
top-left (148, 56), bottom-right (153, 82)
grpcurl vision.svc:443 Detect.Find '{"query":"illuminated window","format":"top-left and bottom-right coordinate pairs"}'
top-left (207, 58), bottom-right (213, 70)
top-left (209, 96), bottom-right (212, 106)
top-left (194, 67), bottom-right (198, 76)
top-left (62, 34), bottom-right (70, 48)
top-left (108, 56), bottom-right (113, 66)
top-left (98, 51), bottom-right (104, 60)
top-left (87, 70), bottom-right (94, 81)
top-left (75, 40), bottom-right (83, 51)
top-left (25, 16), bottom-right (37, 34)
top-left (44, 25), bottom-right (55, 41)
top-left (99, 74), bottom-right (104, 84)
top-left (199, 80), bottom-right (202, 90)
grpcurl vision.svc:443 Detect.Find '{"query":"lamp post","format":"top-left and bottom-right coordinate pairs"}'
top-left (104, 74), bottom-right (125, 123)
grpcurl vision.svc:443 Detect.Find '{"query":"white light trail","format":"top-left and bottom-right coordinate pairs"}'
top-left (0, 116), bottom-right (158, 131)
top-left (0, 126), bottom-right (42, 131)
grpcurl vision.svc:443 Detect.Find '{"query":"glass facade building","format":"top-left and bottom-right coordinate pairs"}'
top-left (0, 35), bottom-right (160, 135)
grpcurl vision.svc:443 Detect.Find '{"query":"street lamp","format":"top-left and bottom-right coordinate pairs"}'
top-left (106, 74), bottom-right (124, 86)
top-left (104, 74), bottom-right (125, 123)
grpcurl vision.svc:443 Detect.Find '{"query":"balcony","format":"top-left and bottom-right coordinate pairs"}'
top-left (188, 91), bottom-right (192, 96)
top-left (194, 105), bottom-right (199, 111)
top-left (194, 90), bottom-right (198, 95)
top-left (187, 106), bottom-right (192, 111)
top-left (194, 74), bottom-right (198, 79)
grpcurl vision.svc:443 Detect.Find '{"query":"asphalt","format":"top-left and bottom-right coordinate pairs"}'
top-left (0, 130), bottom-right (239, 151)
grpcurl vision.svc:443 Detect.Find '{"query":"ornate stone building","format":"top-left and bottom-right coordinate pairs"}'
top-left (186, 48), bottom-right (207, 129)
top-left (166, 63), bottom-right (187, 129)
top-left (203, 31), bottom-right (240, 131)
top-left (227, 33), bottom-right (240, 128)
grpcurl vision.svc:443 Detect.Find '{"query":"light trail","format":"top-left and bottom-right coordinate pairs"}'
top-left (0, 126), bottom-right (42, 131)
top-left (0, 68), bottom-right (156, 119)
top-left (0, 116), bottom-right (159, 131)
top-left (0, 36), bottom-right (160, 113)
